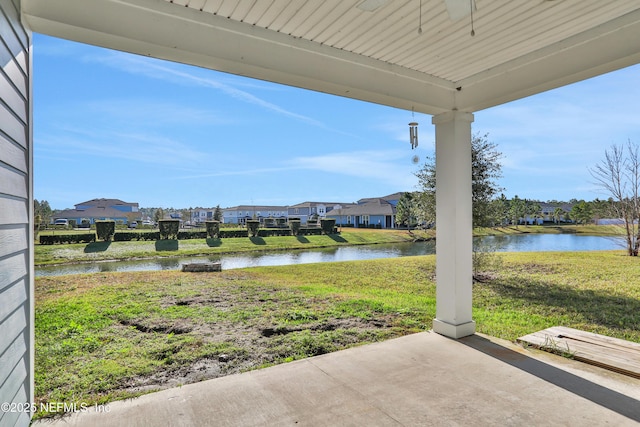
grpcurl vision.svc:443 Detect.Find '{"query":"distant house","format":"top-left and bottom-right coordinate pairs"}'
top-left (222, 205), bottom-right (288, 225)
top-left (327, 193), bottom-right (403, 229)
top-left (536, 202), bottom-right (574, 224)
top-left (75, 198), bottom-right (138, 213)
top-left (190, 208), bottom-right (216, 224)
top-left (288, 201), bottom-right (346, 224)
top-left (52, 198), bottom-right (139, 225)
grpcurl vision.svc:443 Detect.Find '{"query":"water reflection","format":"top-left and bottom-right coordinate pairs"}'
top-left (477, 234), bottom-right (623, 252)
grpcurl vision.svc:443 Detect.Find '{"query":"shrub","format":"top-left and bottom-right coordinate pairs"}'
top-left (289, 219), bottom-right (301, 236)
top-left (257, 228), bottom-right (291, 237)
top-left (39, 233), bottom-right (95, 245)
top-left (472, 239), bottom-right (503, 281)
top-left (219, 229), bottom-right (248, 238)
top-left (206, 221), bottom-right (220, 238)
top-left (95, 220), bottom-right (116, 241)
top-left (299, 227), bottom-right (322, 236)
top-left (320, 218), bottom-right (336, 235)
top-left (247, 220), bottom-right (260, 237)
top-left (159, 220), bottom-right (180, 240)
top-left (135, 231), bottom-right (160, 241)
top-left (113, 232), bottom-right (135, 241)
top-left (177, 230), bottom-right (207, 240)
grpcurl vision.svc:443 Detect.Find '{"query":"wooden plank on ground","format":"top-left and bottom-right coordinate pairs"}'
top-left (518, 326), bottom-right (640, 379)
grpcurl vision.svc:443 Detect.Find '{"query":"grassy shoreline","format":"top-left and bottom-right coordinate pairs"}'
top-left (34, 229), bottom-right (431, 266)
top-left (34, 250), bottom-right (640, 419)
top-left (474, 224), bottom-right (625, 236)
top-left (35, 224), bottom-right (624, 266)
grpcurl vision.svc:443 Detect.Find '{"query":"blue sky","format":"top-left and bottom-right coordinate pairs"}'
top-left (34, 34), bottom-right (640, 210)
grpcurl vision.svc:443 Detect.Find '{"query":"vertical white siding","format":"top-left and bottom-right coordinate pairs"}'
top-left (0, 0), bottom-right (33, 426)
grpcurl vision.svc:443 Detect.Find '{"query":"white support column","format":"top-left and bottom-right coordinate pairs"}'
top-left (432, 111), bottom-right (476, 339)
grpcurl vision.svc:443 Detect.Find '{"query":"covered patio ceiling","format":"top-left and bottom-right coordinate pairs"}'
top-left (21, 0), bottom-right (640, 116)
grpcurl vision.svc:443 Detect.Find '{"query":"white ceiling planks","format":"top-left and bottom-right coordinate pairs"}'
top-left (22, 0), bottom-right (640, 114)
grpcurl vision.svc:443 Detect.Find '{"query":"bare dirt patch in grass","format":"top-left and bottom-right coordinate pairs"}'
top-left (119, 315), bottom-right (395, 395)
top-left (35, 270), bottom-right (407, 418)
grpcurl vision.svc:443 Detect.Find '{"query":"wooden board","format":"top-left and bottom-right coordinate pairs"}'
top-left (518, 326), bottom-right (640, 379)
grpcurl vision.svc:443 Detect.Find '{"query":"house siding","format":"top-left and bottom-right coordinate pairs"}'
top-left (0, 1), bottom-right (33, 426)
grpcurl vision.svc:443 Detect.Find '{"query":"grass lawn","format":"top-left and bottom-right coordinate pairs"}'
top-left (34, 250), bottom-right (640, 419)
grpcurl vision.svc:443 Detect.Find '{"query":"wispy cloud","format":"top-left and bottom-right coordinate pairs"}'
top-left (88, 52), bottom-right (325, 126)
top-left (289, 150), bottom-right (419, 187)
top-left (173, 166), bottom-right (300, 180)
top-left (86, 99), bottom-right (239, 127)
top-left (170, 149), bottom-right (420, 188)
top-left (37, 129), bottom-right (209, 167)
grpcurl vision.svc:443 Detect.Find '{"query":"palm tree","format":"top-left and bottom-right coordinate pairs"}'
top-left (553, 207), bottom-right (564, 224)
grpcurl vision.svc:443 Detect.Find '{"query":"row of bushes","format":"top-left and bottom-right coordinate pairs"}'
top-left (39, 218), bottom-right (339, 244)
top-left (39, 234), bottom-right (96, 245)
top-left (40, 227), bottom-right (340, 244)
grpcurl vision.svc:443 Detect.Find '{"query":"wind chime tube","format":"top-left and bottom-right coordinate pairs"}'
top-left (409, 122), bottom-right (418, 149)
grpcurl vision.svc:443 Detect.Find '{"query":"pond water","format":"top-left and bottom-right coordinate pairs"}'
top-left (36, 234), bottom-right (624, 277)
top-left (476, 233), bottom-right (623, 252)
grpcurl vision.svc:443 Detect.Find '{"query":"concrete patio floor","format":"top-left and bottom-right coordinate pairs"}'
top-left (33, 332), bottom-right (640, 426)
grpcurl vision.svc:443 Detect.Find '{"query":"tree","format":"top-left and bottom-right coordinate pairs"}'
top-left (589, 140), bottom-right (640, 256)
top-left (508, 195), bottom-right (526, 227)
top-left (415, 133), bottom-right (503, 228)
top-left (395, 192), bottom-right (419, 229)
top-left (552, 207), bottom-right (565, 224)
top-left (524, 199), bottom-right (541, 225)
top-left (154, 207), bottom-right (164, 224)
top-left (213, 205), bottom-right (223, 222)
top-left (470, 133), bottom-right (505, 227)
top-left (590, 198), bottom-right (611, 225)
top-left (413, 166), bottom-right (436, 227)
top-left (569, 200), bottom-right (593, 225)
top-left (34, 199), bottom-right (52, 225)
top-left (490, 194), bottom-right (510, 226)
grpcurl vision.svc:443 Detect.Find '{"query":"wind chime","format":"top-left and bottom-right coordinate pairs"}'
top-left (409, 109), bottom-right (419, 164)
top-left (409, 121), bottom-right (418, 149)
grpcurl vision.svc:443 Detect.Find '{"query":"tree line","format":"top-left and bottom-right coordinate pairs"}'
top-left (396, 134), bottom-right (640, 256)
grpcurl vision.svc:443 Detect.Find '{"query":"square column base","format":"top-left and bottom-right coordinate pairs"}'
top-left (432, 319), bottom-right (476, 339)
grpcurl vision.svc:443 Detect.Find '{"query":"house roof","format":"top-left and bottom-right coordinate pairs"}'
top-left (54, 206), bottom-right (130, 219)
top-left (22, 1), bottom-right (640, 116)
top-left (75, 198), bottom-right (138, 209)
top-left (358, 192), bottom-right (405, 204)
top-left (223, 205), bottom-right (289, 212)
top-left (289, 201), bottom-right (346, 208)
top-left (329, 199), bottom-right (395, 216)
top-left (538, 202), bottom-right (574, 212)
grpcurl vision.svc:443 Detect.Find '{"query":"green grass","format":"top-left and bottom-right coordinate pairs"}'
top-left (34, 229), bottom-right (429, 266)
top-left (34, 250), bottom-right (640, 418)
top-left (474, 224), bottom-right (625, 236)
top-left (473, 251), bottom-right (640, 340)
